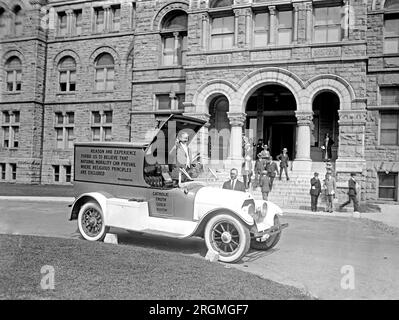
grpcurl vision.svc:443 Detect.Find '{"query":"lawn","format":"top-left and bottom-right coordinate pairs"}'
top-left (0, 234), bottom-right (310, 300)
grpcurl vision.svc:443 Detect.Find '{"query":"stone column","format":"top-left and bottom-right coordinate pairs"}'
top-left (234, 9), bottom-right (240, 47)
top-left (269, 6), bottom-right (276, 45)
top-left (245, 8), bottom-right (252, 47)
top-left (293, 4), bottom-right (299, 44)
top-left (227, 112), bottom-right (246, 167)
top-left (293, 111), bottom-right (313, 172)
top-left (201, 14), bottom-right (209, 50)
top-left (343, 0), bottom-right (350, 40)
top-left (183, 112), bottom-right (211, 165)
top-left (66, 9), bottom-right (73, 35)
top-left (305, 2), bottom-right (312, 43)
top-left (173, 32), bottom-right (180, 65)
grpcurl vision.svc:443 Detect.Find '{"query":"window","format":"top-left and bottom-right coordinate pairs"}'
top-left (381, 87), bottom-right (399, 106)
top-left (385, 0), bottom-right (399, 10)
top-left (156, 93), bottom-right (185, 111)
top-left (53, 165), bottom-right (60, 182)
top-left (378, 172), bottom-right (398, 201)
top-left (5, 57), bottom-right (22, 92)
top-left (95, 53), bottom-right (114, 91)
top-left (0, 7), bottom-right (7, 37)
top-left (278, 10), bottom-right (293, 45)
top-left (74, 10), bottom-right (83, 35)
top-left (111, 5), bottom-right (121, 31)
top-left (65, 165), bottom-right (72, 182)
top-left (91, 111), bottom-right (112, 141)
top-left (384, 15), bottom-right (399, 54)
top-left (0, 163), bottom-right (5, 180)
top-left (380, 112), bottom-right (399, 145)
top-left (95, 7), bottom-right (105, 33)
top-left (13, 6), bottom-right (23, 36)
top-left (314, 6), bottom-right (342, 43)
top-left (1, 111), bottom-right (20, 148)
top-left (58, 11), bottom-right (68, 36)
top-left (209, 0), bottom-right (233, 8)
top-left (253, 12), bottom-right (269, 47)
top-left (54, 112), bottom-right (75, 149)
top-left (161, 11), bottom-right (188, 66)
top-left (58, 56), bottom-right (76, 92)
top-left (10, 163), bottom-right (16, 181)
top-left (211, 16), bottom-right (234, 50)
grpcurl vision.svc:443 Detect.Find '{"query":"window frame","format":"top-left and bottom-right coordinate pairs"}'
top-left (58, 57), bottom-right (77, 92)
top-left (95, 54), bottom-right (115, 92)
top-left (57, 11), bottom-right (68, 36)
top-left (54, 112), bottom-right (75, 149)
top-left (5, 57), bottom-right (22, 93)
top-left (253, 11), bottom-right (270, 48)
top-left (379, 111), bottom-right (399, 146)
top-left (91, 111), bottom-right (113, 142)
top-left (313, 5), bottom-right (343, 43)
top-left (94, 7), bottom-right (105, 33)
top-left (383, 13), bottom-right (399, 55)
top-left (378, 172), bottom-right (398, 201)
top-left (277, 9), bottom-right (293, 46)
top-left (1, 111), bottom-right (20, 149)
top-left (210, 14), bottom-right (235, 50)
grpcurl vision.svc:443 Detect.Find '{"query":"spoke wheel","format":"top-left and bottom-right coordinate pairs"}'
top-left (204, 214), bottom-right (250, 263)
top-left (78, 201), bottom-right (108, 241)
top-left (250, 215), bottom-right (282, 251)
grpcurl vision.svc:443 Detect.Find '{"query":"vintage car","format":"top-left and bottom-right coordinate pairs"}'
top-left (69, 115), bottom-right (287, 263)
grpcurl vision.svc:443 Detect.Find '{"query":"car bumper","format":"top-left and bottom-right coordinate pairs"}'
top-left (252, 223), bottom-right (289, 238)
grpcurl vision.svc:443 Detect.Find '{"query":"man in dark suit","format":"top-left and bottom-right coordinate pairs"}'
top-left (277, 147), bottom-right (290, 181)
top-left (265, 156), bottom-right (279, 191)
top-left (222, 168), bottom-right (246, 192)
top-left (310, 172), bottom-right (322, 212)
top-left (339, 173), bottom-right (360, 212)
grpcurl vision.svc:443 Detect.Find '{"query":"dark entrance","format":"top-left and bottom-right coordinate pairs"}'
top-left (246, 85), bottom-right (297, 159)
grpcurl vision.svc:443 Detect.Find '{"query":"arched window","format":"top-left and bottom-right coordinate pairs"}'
top-left (58, 56), bottom-right (76, 92)
top-left (385, 0), bottom-right (399, 10)
top-left (161, 11), bottom-right (188, 66)
top-left (5, 56), bottom-right (22, 92)
top-left (0, 7), bottom-right (7, 37)
top-left (384, 0), bottom-right (399, 54)
top-left (95, 53), bottom-right (114, 91)
top-left (209, 0), bottom-right (233, 8)
top-left (13, 5), bottom-right (23, 36)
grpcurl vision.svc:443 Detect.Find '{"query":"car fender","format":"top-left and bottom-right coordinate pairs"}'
top-left (254, 200), bottom-right (284, 231)
top-left (69, 192), bottom-right (111, 222)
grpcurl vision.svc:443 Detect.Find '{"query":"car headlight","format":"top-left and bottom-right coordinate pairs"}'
top-left (242, 200), bottom-right (260, 222)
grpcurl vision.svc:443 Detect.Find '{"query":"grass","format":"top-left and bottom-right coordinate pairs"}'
top-left (0, 234), bottom-right (311, 300)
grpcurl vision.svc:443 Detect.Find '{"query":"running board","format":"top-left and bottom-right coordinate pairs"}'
top-left (139, 229), bottom-right (188, 238)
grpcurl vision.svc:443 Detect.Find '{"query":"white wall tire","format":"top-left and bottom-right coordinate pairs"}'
top-left (78, 201), bottom-right (108, 242)
top-left (204, 214), bottom-right (250, 263)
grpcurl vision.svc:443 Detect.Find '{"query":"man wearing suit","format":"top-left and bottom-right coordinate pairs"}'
top-left (171, 131), bottom-right (192, 182)
top-left (265, 156), bottom-right (279, 191)
top-left (323, 172), bottom-right (336, 213)
top-left (222, 168), bottom-right (246, 192)
top-left (339, 173), bottom-right (360, 212)
top-left (310, 172), bottom-right (322, 212)
top-left (277, 148), bottom-right (290, 181)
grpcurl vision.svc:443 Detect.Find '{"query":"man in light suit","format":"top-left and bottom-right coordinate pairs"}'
top-left (222, 168), bottom-right (246, 192)
top-left (171, 131), bottom-right (192, 182)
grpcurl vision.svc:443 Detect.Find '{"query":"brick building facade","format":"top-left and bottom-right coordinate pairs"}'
top-left (0, 0), bottom-right (398, 203)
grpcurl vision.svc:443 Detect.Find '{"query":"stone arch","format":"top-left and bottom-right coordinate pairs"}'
top-left (305, 74), bottom-right (356, 111)
top-left (192, 79), bottom-right (237, 113)
top-left (0, 1), bottom-right (10, 11)
top-left (151, 1), bottom-right (189, 31)
top-left (237, 67), bottom-right (306, 112)
top-left (89, 46), bottom-right (120, 67)
top-left (53, 49), bottom-right (81, 69)
top-left (2, 49), bottom-right (25, 65)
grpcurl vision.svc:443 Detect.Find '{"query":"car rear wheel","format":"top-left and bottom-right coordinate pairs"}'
top-left (250, 215), bottom-right (282, 251)
top-left (78, 201), bottom-right (109, 241)
top-left (204, 214), bottom-right (250, 263)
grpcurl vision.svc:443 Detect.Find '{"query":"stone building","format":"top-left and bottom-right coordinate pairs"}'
top-left (0, 0), bottom-right (398, 204)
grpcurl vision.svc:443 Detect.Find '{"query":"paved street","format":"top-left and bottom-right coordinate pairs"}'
top-left (0, 199), bottom-right (398, 300)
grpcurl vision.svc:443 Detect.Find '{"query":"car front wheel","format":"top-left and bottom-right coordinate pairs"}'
top-left (78, 201), bottom-right (109, 241)
top-left (204, 214), bottom-right (250, 263)
top-left (250, 215), bottom-right (282, 251)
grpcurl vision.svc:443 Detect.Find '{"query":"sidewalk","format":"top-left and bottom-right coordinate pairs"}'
top-left (1, 183), bottom-right (398, 229)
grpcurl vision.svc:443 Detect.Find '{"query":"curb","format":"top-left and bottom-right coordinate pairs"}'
top-left (283, 208), bottom-right (362, 219)
top-left (0, 196), bottom-right (74, 203)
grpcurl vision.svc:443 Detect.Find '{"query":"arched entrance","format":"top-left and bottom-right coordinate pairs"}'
top-left (245, 85), bottom-right (297, 159)
top-left (311, 91), bottom-right (340, 161)
top-left (208, 95), bottom-right (230, 161)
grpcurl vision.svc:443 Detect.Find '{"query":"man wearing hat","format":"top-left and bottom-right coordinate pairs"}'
top-left (310, 172), bottom-right (322, 212)
top-left (277, 147), bottom-right (290, 181)
top-left (339, 172), bottom-right (360, 212)
top-left (265, 156), bottom-right (279, 191)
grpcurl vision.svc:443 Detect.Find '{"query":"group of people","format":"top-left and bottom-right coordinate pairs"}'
top-left (310, 171), bottom-right (360, 213)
